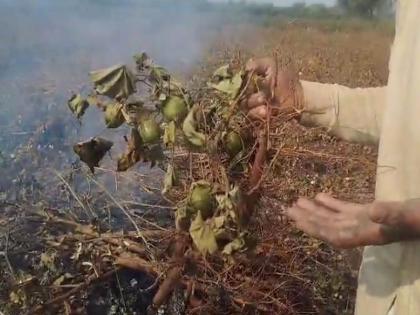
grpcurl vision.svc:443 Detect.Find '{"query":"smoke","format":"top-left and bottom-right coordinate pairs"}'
top-left (0, 0), bottom-right (229, 201)
top-left (0, 0), bottom-right (221, 149)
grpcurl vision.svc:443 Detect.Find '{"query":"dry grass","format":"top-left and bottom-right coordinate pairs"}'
top-left (187, 19), bottom-right (391, 314)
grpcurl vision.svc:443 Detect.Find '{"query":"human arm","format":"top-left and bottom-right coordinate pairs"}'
top-left (286, 194), bottom-right (420, 249)
top-left (300, 81), bottom-right (386, 144)
top-left (244, 58), bottom-right (387, 144)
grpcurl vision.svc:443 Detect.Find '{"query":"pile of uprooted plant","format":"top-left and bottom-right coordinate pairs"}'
top-left (0, 51), bottom-right (377, 315)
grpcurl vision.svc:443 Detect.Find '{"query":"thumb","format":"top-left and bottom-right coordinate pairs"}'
top-left (247, 92), bottom-right (268, 109)
top-left (248, 106), bottom-right (267, 120)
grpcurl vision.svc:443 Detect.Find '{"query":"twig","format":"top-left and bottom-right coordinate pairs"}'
top-left (225, 69), bottom-right (255, 125)
top-left (152, 266), bottom-right (182, 308)
top-left (43, 214), bottom-right (150, 257)
top-left (249, 147), bottom-right (282, 195)
top-left (0, 230), bottom-right (16, 282)
top-left (151, 233), bottom-right (188, 310)
top-left (122, 200), bottom-right (175, 210)
top-left (247, 129), bottom-right (268, 195)
top-left (114, 268), bottom-right (128, 310)
top-left (86, 175), bottom-right (154, 258)
top-left (266, 51), bottom-right (278, 153)
top-left (29, 268), bottom-right (119, 314)
top-left (52, 169), bottom-right (94, 219)
top-left (115, 255), bottom-right (159, 275)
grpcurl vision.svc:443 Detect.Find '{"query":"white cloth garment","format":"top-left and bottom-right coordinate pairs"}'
top-left (299, 2), bottom-right (420, 314)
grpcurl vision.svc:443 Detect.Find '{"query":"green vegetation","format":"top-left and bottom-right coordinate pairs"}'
top-left (133, 0), bottom-right (393, 20)
top-left (124, 0), bottom-right (394, 34)
top-left (338, 0), bottom-right (393, 18)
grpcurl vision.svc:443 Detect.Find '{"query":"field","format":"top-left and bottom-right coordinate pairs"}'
top-left (0, 5), bottom-right (394, 314)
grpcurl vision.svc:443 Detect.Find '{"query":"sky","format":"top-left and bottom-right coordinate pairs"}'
top-left (273, 0), bottom-right (335, 5)
top-left (212, 0), bottom-right (336, 6)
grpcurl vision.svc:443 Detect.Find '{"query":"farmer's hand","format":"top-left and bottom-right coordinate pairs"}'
top-left (286, 194), bottom-right (420, 249)
top-left (244, 57), bottom-right (304, 119)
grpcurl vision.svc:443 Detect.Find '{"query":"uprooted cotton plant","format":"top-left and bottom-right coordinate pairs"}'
top-left (70, 52), bottom-right (274, 255)
top-left (67, 52), bottom-right (288, 312)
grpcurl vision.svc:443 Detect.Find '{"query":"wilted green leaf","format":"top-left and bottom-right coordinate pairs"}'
top-left (216, 185), bottom-right (241, 212)
top-left (189, 211), bottom-right (218, 255)
top-left (182, 106), bottom-right (206, 147)
top-left (52, 273), bottom-right (73, 286)
top-left (104, 103), bottom-right (125, 128)
top-left (163, 121), bottom-right (176, 146)
top-left (86, 95), bottom-right (100, 107)
top-left (222, 232), bottom-right (256, 255)
top-left (9, 289), bottom-right (26, 305)
top-left (212, 215), bottom-right (227, 239)
top-left (210, 71), bottom-right (243, 99)
top-left (163, 164), bottom-right (176, 194)
top-left (68, 94), bottom-right (89, 119)
top-left (216, 194), bottom-right (234, 211)
top-left (117, 128), bottom-right (142, 172)
top-left (133, 52), bottom-right (152, 68)
top-left (73, 137), bottom-right (113, 173)
top-left (40, 251), bottom-right (57, 272)
top-left (228, 185), bottom-right (241, 205)
top-left (213, 64), bottom-right (232, 79)
top-left (121, 98), bottom-right (150, 126)
top-left (159, 93), bottom-right (167, 101)
top-left (150, 65), bottom-right (170, 83)
top-left (222, 237), bottom-right (245, 255)
top-left (175, 206), bottom-right (191, 231)
top-left (71, 242), bottom-right (83, 261)
top-left (90, 64), bottom-right (136, 99)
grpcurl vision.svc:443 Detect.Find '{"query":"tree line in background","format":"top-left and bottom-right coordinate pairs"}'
top-left (92, 0), bottom-right (395, 20)
top-left (211, 0), bottom-right (394, 20)
top-left (337, 0), bottom-right (394, 18)
top-left (267, 0), bottom-right (394, 19)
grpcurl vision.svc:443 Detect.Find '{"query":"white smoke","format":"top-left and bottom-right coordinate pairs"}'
top-left (0, 0), bottom-right (221, 150)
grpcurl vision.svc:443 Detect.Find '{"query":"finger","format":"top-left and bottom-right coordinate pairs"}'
top-left (287, 204), bottom-right (341, 244)
top-left (245, 57), bottom-right (275, 76)
top-left (287, 204), bottom-right (323, 237)
top-left (248, 106), bottom-right (267, 120)
top-left (286, 203), bottom-right (307, 222)
top-left (247, 92), bottom-right (268, 109)
top-left (286, 204), bottom-right (319, 234)
top-left (314, 193), bottom-right (350, 213)
top-left (288, 201), bottom-right (332, 229)
top-left (296, 197), bottom-right (337, 219)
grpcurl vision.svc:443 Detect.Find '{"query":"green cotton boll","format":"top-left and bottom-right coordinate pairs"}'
top-left (138, 119), bottom-right (161, 144)
top-left (162, 96), bottom-right (188, 123)
top-left (225, 131), bottom-right (244, 157)
top-left (104, 103), bottom-right (125, 128)
top-left (189, 183), bottom-right (216, 219)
